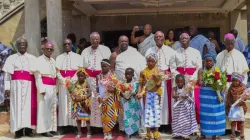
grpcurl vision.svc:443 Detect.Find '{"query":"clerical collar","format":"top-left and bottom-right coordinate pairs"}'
top-left (225, 49), bottom-right (234, 54)
top-left (43, 54), bottom-right (51, 60)
top-left (17, 52), bottom-right (27, 56)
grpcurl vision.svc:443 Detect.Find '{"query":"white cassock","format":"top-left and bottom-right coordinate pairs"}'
top-left (56, 51), bottom-right (82, 126)
top-left (174, 47), bottom-right (202, 123)
top-left (36, 55), bottom-right (57, 133)
top-left (3, 53), bottom-right (37, 133)
top-left (145, 45), bottom-right (177, 125)
top-left (81, 45), bottom-right (111, 127)
top-left (216, 49), bottom-right (249, 129)
top-left (115, 47), bottom-right (146, 130)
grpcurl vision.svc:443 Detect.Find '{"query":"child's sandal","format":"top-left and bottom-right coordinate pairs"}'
top-left (240, 136), bottom-right (245, 140)
top-left (153, 131), bottom-right (162, 140)
top-left (230, 134), bottom-right (236, 140)
top-left (144, 132), bottom-right (153, 140)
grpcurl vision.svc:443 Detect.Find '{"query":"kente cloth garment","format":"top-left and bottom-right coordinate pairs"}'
top-left (144, 92), bottom-right (161, 128)
top-left (120, 81), bottom-right (141, 136)
top-left (82, 45), bottom-right (111, 127)
top-left (101, 91), bottom-right (120, 133)
top-left (243, 44), bottom-right (250, 88)
top-left (137, 33), bottom-right (155, 56)
top-left (115, 47), bottom-right (146, 82)
top-left (3, 52), bottom-right (37, 133)
top-left (36, 55), bottom-right (57, 133)
top-left (71, 81), bottom-right (90, 121)
top-left (0, 43), bottom-right (12, 104)
top-left (199, 87), bottom-right (226, 136)
top-left (172, 87), bottom-right (198, 137)
top-left (56, 51), bottom-right (82, 126)
top-left (145, 45), bottom-right (177, 124)
top-left (190, 34), bottom-right (216, 56)
top-left (234, 37), bottom-right (245, 53)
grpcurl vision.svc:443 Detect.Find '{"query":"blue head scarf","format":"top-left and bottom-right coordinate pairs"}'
top-left (203, 53), bottom-right (216, 63)
top-left (231, 73), bottom-right (245, 83)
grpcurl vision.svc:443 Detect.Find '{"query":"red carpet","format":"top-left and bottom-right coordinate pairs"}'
top-left (60, 133), bottom-right (127, 140)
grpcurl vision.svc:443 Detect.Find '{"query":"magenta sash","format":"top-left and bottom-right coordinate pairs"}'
top-left (11, 70), bottom-right (37, 126)
top-left (42, 76), bottom-right (57, 86)
top-left (176, 67), bottom-right (200, 124)
top-left (165, 69), bottom-right (172, 124)
top-left (226, 74), bottom-right (232, 82)
top-left (85, 68), bottom-right (102, 78)
top-left (59, 70), bottom-right (77, 78)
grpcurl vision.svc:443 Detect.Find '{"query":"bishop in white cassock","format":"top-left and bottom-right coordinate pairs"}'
top-left (3, 38), bottom-right (37, 139)
top-left (145, 31), bottom-right (177, 128)
top-left (216, 33), bottom-right (249, 130)
top-left (81, 32), bottom-right (111, 127)
top-left (56, 39), bottom-right (82, 128)
top-left (174, 33), bottom-right (202, 123)
top-left (36, 42), bottom-right (57, 137)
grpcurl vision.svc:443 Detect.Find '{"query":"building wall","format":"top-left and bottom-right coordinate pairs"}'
top-left (90, 13), bottom-right (230, 42)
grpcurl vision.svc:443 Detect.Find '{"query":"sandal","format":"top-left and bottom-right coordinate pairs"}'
top-left (195, 135), bottom-right (205, 140)
top-left (230, 134), bottom-right (236, 140)
top-left (183, 136), bottom-right (190, 140)
top-left (153, 131), bottom-right (162, 140)
top-left (144, 132), bottom-right (153, 140)
top-left (240, 136), bottom-right (245, 140)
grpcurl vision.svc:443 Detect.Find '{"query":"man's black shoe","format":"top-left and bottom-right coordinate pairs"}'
top-left (41, 132), bottom-right (53, 137)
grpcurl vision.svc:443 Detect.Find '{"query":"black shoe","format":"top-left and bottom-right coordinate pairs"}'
top-left (26, 133), bottom-right (35, 138)
top-left (14, 134), bottom-right (22, 139)
top-left (41, 132), bottom-right (53, 137)
top-left (50, 131), bottom-right (60, 136)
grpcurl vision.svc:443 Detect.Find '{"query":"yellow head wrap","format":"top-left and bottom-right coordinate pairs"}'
top-left (77, 68), bottom-right (88, 77)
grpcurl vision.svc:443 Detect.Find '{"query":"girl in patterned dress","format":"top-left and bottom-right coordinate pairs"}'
top-left (172, 74), bottom-right (198, 140)
top-left (97, 59), bottom-right (120, 140)
top-left (226, 73), bottom-right (247, 140)
top-left (70, 68), bottom-right (91, 138)
top-left (137, 53), bottom-right (162, 140)
top-left (119, 68), bottom-right (141, 138)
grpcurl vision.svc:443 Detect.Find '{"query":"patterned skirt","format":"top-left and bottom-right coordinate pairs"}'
top-left (101, 93), bottom-right (120, 133)
top-left (200, 87), bottom-right (226, 136)
top-left (71, 102), bottom-right (90, 121)
top-left (144, 92), bottom-right (161, 128)
top-left (172, 98), bottom-right (198, 137)
top-left (122, 96), bottom-right (141, 136)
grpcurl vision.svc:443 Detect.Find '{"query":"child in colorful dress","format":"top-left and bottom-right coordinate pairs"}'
top-left (137, 53), bottom-right (162, 140)
top-left (70, 68), bottom-right (91, 138)
top-left (97, 59), bottom-right (120, 140)
top-left (226, 73), bottom-right (248, 140)
top-left (172, 74), bottom-right (198, 140)
top-left (119, 68), bottom-right (141, 138)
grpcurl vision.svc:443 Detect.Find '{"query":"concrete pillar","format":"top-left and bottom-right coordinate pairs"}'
top-left (80, 15), bottom-right (91, 41)
top-left (25, 0), bottom-right (41, 56)
top-left (46, 0), bottom-right (63, 58)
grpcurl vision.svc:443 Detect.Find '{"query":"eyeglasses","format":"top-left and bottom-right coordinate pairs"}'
top-left (44, 48), bottom-right (54, 51)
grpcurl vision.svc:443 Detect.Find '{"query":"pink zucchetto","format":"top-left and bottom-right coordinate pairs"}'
top-left (44, 42), bottom-right (54, 48)
top-left (224, 33), bottom-right (235, 40)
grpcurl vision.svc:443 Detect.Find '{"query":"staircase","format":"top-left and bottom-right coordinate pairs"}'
top-left (0, 0), bottom-right (24, 24)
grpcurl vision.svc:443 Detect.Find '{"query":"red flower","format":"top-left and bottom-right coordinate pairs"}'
top-left (214, 72), bottom-right (220, 80)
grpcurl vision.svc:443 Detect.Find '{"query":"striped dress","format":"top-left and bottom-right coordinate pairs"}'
top-left (172, 87), bottom-right (198, 137)
top-left (200, 87), bottom-right (226, 136)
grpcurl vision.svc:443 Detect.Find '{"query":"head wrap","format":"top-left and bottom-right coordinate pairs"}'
top-left (146, 53), bottom-right (158, 62)
top-left (77, 68), bottom-right (88, 77)
top-left (101, 59), bottom-right (110, 65)
top-left (231, 73), bottom-right (244, 83)
top-left (202, 53), bottom-right (216, 63)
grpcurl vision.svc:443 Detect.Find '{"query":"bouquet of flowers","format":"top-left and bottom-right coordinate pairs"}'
top-left (118, 83), bottom-right (133, 99)
top-left (232, 88), bottom-right (250, 107)
top-left (202, 66), bottom-right (227, 102)
top-left (65, 79), bottom-right (74, 92)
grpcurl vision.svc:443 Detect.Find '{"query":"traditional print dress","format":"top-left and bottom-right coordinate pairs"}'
top-left (71, 81), bottom-right (90, 121)
top-left (172, 87), bottom-right (198, 137)
top-left (139, 67), bottom-right (161, 128)
top-left (200, 80), bottom-right (226, 136)
top-left (120, 81), bottom-right (141, 136)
